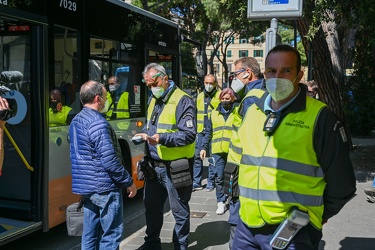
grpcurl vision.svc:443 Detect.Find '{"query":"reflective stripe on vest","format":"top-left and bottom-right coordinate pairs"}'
top-left (147, 88), bottom-right (195, 160)
top-left (237, 97), bottom-right (326, 229)
top-left (211, 108), bottom-right (237, 154)
top-left (196, 90), bottom-right (221, 133)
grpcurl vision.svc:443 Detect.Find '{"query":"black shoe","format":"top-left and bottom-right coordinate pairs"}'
top-left (135, 243), bottom-right (147, 250)
top-left (136, 242), bottom-right (161, 250)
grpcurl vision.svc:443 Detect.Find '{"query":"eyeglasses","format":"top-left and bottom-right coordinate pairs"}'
top-left (230, 69), bottom-right (246, 78)
top-left (142, 72), bottom-right (162, 84)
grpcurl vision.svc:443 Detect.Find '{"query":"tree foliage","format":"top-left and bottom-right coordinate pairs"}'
top-left (132, 0), bottom-right (375, 136)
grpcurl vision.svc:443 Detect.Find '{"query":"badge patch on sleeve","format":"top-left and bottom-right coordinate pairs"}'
top-left (186, 119), bottom-right (193, 128)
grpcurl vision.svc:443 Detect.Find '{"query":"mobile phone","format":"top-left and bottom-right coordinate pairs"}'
top-left (269, 209), bottom-right (310, 249)
top-left (131, 135), bottom-right (144, 145)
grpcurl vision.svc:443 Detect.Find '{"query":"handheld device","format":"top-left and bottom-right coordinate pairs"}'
top-left (131, 135), bottom-right (144, 145)
top-left (269, 208), bottom-right (310, 249)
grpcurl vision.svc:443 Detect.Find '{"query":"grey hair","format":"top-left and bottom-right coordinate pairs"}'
top-left (80, 80), bottom-right (105, 105)
top-left (142, 63), bottom-right (167, 77)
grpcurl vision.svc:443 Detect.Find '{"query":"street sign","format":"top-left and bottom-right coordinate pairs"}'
top-left (247, 0), bottom-right (303, 20)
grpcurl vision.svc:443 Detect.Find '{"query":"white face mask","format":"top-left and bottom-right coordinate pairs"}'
top-left (205, 84), bottom-right (214, 92)
top-left (151, 86), bottom-right (165, 99)
top-left (109, 84), bottom-right (119, 92)
top-left (100, 100), bottom-right (110, 113)
top-left (266, 78), bottom-right (296, 102)
top-left (231, 78), bottom-right (245, 93)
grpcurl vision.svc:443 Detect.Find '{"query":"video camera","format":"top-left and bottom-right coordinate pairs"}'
top-left (0, 71), bottom-right (27, 124)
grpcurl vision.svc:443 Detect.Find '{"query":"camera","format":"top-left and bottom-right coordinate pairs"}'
top-left (0, 71), bottom-right (27, 124)
top-left (0, 86), bottom-right (17, 121)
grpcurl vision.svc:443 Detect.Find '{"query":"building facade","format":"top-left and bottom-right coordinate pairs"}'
top-left (206, 35), bottom-right (266, 88)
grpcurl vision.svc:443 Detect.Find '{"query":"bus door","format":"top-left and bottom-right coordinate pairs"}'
top-left (47, 26), bottom-right (81, 230)
top-left (0, 21), bottom-right (43, 245)
top-left (88, 37), bottom-right (145, 189)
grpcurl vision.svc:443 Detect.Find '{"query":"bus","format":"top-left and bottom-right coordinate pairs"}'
top-left (0, 0), bottom-right (202, 245)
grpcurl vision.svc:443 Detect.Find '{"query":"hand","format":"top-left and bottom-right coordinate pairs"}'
top-left (147, 134), bottom-right (159, 145)
top-left (200, 149), bottom-right (206, 160)
top-left (0, 97), bottom-right (9, 127)
top-left (0, 96), bottom-right (9, 111)
top-left (127, 183), bottom-right (137, 198)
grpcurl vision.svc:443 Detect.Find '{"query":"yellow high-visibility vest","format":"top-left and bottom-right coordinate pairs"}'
top-left (210, 107), bottom-right (237, 154)
top-left (49, 106), bottom-right (72, 126)
top-left (196, 90), bottom-right (221, 133)
top-left (147, 88), bottom-right (195, 160)
top-left (238, 97), bottom-right (326, 229)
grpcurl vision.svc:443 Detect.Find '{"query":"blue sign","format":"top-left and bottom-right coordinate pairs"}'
top-left (266, 0), bottom-right (289, 4)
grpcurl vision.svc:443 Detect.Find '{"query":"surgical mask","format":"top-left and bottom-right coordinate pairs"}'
top-left (109, 84), bottom-right (119, 92)
top-left (100, 100), bottom-right (110, 113)
top-left (205, 84), bottom-right (214, 92)
top-left (151, 86), bottom-right (165, 99)
top-left (266, 78), bottom-right (295, 102)
top-left (231, 78), bottom-right (245, 93)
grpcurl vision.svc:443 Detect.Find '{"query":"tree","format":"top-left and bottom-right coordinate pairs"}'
top-left (132, 0), bottom-right (266, 86)
top-left (296, 0), bottom-right (375, 136)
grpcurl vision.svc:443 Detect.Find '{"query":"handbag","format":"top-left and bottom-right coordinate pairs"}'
top-left (170, 159), bottom-right (192, 188)
top-left (224, 162), bottom-right (239, 198)
top-left (66, 196), bottom-right (84, 236)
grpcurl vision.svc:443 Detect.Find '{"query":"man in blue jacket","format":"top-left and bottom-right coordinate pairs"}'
top-left (69, 80), bottom-right (137, 250)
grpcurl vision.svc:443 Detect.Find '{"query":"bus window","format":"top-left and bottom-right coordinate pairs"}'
top-left (52, 27), bottom-right (79, 124)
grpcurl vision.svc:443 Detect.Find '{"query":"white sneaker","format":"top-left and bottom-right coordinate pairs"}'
top-left (216, 202), bottom-right (226, 215)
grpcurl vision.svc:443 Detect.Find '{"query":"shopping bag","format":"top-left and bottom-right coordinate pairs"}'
top-left (66, 196), bottom-right (84, 236)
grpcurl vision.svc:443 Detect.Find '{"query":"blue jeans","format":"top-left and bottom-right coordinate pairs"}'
top-left (213, 153), bottom-right (226, 202)
top-left (193, 133), bottom-right (215, 188)
top-left (143, 162), bottom-right (192, 250)
top-left (82, 190), bottom-right (123, 250)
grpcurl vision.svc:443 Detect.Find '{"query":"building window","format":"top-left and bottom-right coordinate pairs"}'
top-left (239, 38), bottom-right (248, 44)
top-left (225, 36), bottom-right (234, 44)
top-left (253, 50), bottom-right (263, 57)
top-left (239, 50), bottom-right (248, 57)
top-left (211, 50), bottom-right (220, 56)
top-left (214, 64), bottom-right (220, 74)
top-left (227, 50), bottom-right (232, 58)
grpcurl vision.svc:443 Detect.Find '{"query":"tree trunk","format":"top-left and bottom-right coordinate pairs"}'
top-left (297, 17), bottom-right (352, 147)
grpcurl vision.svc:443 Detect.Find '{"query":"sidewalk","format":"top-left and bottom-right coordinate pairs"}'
top-left (121, 137), bottom-right (375, 250)
top-left (121, 177), bottom-right (229, 250)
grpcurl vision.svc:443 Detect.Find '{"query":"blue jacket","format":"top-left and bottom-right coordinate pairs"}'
top-left (69, 107), bottom-right (134, 195)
